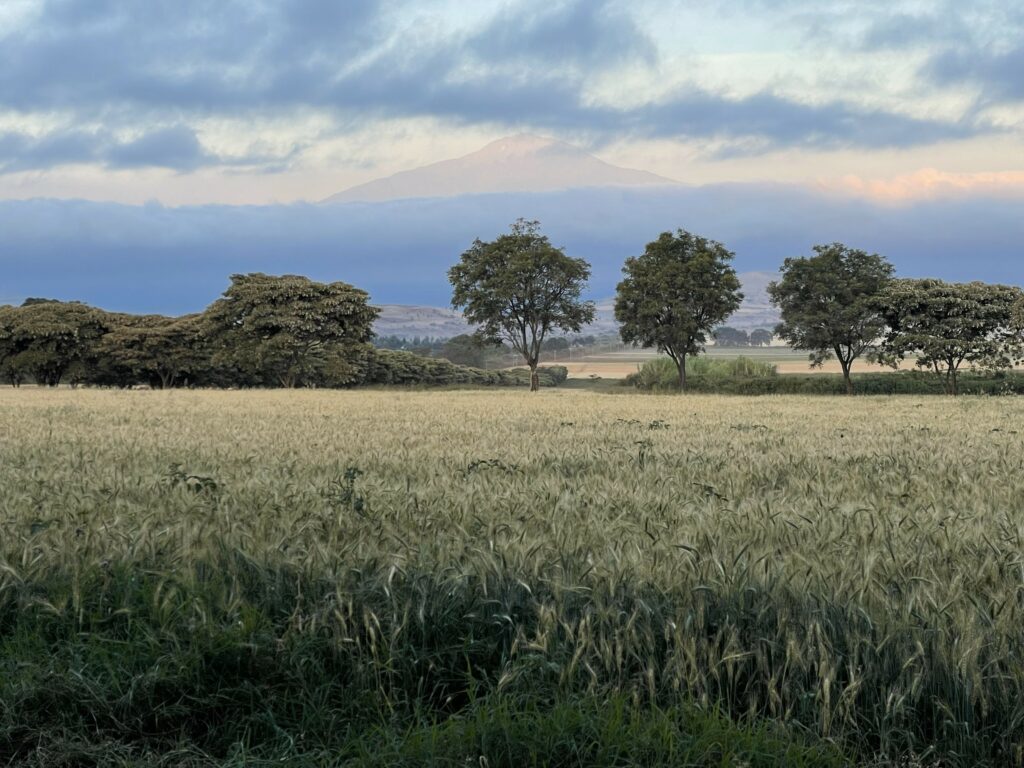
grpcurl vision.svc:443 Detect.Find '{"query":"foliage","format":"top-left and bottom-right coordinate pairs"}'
top-left (877, 278), bottom-right (1024, 395)
top-left (712, 326), bottom-right (749, 346)
top-left (2, 389), bottom-right (1024, 765)
top-left (615, 230), bottom-right (743, 390)
top-left (627, 354), bottom-right (777, 390)
top-left (439, 333), bottom-right (503, 368)
top-left (93, 314), bottom-right (208, 388)
top-left (768, 243), bottom-right (894, 394)
top-left (627, 368), bottom-right (1024, 395)
top-left (363, 348), bottom-right (567, 388)
top-left (204, 273), bottom-right (379, 388)
top-left (0, 300), bottom-right (109, 386)
top-left (713, 327), bottom-right (774, 348)
top-left (449, 219), bottom-right (594, 391)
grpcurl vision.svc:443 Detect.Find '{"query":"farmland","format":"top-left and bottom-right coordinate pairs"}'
top-left (3, 388), bottom-right (1024, 766)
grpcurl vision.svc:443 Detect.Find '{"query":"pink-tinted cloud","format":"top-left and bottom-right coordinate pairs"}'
top-left (823, 168), bottom-right (1024, 202)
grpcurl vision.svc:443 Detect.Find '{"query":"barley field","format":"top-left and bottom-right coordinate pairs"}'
top-left (2, 388), bottom-right (1024, 766)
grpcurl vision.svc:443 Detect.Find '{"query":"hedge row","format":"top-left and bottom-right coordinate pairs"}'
top-left (628, 370), bottom-right (1024, 395)
top-left (362, 349), bottom-right (569, 388)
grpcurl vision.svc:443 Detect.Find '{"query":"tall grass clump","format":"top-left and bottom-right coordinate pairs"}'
top-left (1, 388), bottom-right (1024, 766)
top-left (628, 354), bottom-right (777, 390)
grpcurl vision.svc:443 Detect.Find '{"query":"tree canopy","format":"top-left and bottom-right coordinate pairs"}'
top-left (449, 219), bottom-right (594, 391)
top-left (204, 274), bottom-right (378, 388)
top-left (95, 314), bottom-right (207, 389)
top-left (768, 243), bottom-right (893, 394)
top-left (0, 300), bottom-right (108, 386)
top-left (877, 279), bottom-right (1024, 395)
top-left (614, 230), bottom-right (743, 390)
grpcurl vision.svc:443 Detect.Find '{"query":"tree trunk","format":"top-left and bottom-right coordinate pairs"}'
top-left (677, 355), bottom-right (687, 391)
top-left (529, 363), bottom-right (540, 392)
top-left (950, 367), bottom-right (959, 396)
top-left (840, 360), bottom-right (853, 395)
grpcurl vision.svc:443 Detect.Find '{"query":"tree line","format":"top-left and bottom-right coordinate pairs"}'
top-left (3, 220), bottom-right (1022, 394)
top-left (450, 221), bottom-right (1024, 394)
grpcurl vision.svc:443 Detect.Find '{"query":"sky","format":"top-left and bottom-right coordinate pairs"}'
top-left (1, 0), bottom-right (1023, 205)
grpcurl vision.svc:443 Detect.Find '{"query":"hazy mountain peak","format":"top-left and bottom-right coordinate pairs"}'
top-left (323, 135), bottom-right (676, 204)
top-left (474, 133), bottom-right (578, 157)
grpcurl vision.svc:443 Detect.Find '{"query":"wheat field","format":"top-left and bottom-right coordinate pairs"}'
top-left (2, 388), bottom-right (1024, 766)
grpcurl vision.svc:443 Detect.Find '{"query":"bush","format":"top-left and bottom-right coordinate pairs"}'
top-left (626, 359), bottom-right (1024, 395)
top-left (627, 356), bottom-right (776, 391)
top-left (360, 349), bottom-right (568, 388)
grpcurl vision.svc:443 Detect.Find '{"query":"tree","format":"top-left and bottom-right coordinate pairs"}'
top-left (543, 336), bottom-right (570, 357)
top-left (749, 328), bottom-right (774, 346)
top-left (0, 301), bottom-right (108, 386)
top-left (614, 230), bottom-right (743, 390)
top-left (712, 326), bottom-right (749, 347)
top-left (95, 314), bottom-right (207, 388)
top-left (204, 274), bottom-right (378, 388)
top-left (449, 219), bottom-right (595, 391)
top-left (0, 305), bottom-right (23, 386)
top-left (877, 279), bottom-right (1024, 395)
top-left (768, 243), bottom-right (893, 395)
top-left (440, 334), bottom-right (499, 368)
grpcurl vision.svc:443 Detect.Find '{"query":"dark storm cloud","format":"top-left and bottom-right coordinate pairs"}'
top-left (0, 0), bottom-right (1001, 174)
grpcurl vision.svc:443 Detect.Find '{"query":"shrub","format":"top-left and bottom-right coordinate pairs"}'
top-left (627, 355), bottom-right (776, 391)
top-left (360, 349), bottom-right (568, 388)
top-left (626, 361), bottom-right (1024, 395)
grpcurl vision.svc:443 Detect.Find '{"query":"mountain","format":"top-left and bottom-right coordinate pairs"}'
top-left (373, 304), bottom-right (469, 339)
top-left (323, 134), bottom-right (676, 203)
top-left (373, 272), bottom-right (780, 340)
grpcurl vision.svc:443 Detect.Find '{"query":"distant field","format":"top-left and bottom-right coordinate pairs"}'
top-left (3, 388), bottom-right (1024, 765)
top-left (550, 346), bottom-right (920, 379)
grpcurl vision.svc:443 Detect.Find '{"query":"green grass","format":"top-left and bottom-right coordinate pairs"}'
top-left (622, 356), bottom-right (1024, 394)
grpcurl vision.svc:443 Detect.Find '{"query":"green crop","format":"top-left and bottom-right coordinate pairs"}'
top-left (1, 388), bottom-right (1022, 766)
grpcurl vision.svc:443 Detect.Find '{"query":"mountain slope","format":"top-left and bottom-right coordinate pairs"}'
top-left (323, 134), bottom-right (675, 203)
top-left (373, 272), bottom-right (779, 339)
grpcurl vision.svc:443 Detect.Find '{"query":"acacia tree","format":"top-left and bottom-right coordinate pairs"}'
top-left (449, 219), bottom-right (594, 392)
top-left (0, 305), bottom-right (20, 386)
top-left (768, 243), bottom-right (893, 395)
top-left (96, 314), bottom-right (207, 388)
top-left (877, 279), bottom-right (1024, 395)
top-left (0, 300), bottom-right (108, 386)
top-left (614, 230), bottom-right (742, 390)
top-left (204, 274), bottom-right (378, 388)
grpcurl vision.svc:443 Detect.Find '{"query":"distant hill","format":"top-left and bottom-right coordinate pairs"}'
top-left (323, 134), bottom-right (676, 203)
top-left (373, 304), bottom-right (469, 340)
top-left (372, 272), bottom-right (780, 340)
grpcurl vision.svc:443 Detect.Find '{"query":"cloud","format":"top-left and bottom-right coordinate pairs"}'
top-left (926, 45), bottom-right (1024, 102)
top-left (468, 0), bottom-right (656, 71)
top-left (1, 187), bottom-right (1021, 314)
top-left (0, 125), bottom-right (282, 173)
top-left (859, 11), bottom-right (969, 50)
top-left (0, 0), bottom-right (1002, 178)
top-left (105, 126), bottom-right (211, 171)
top-left (821, 168), bottom-right (1024, 202)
